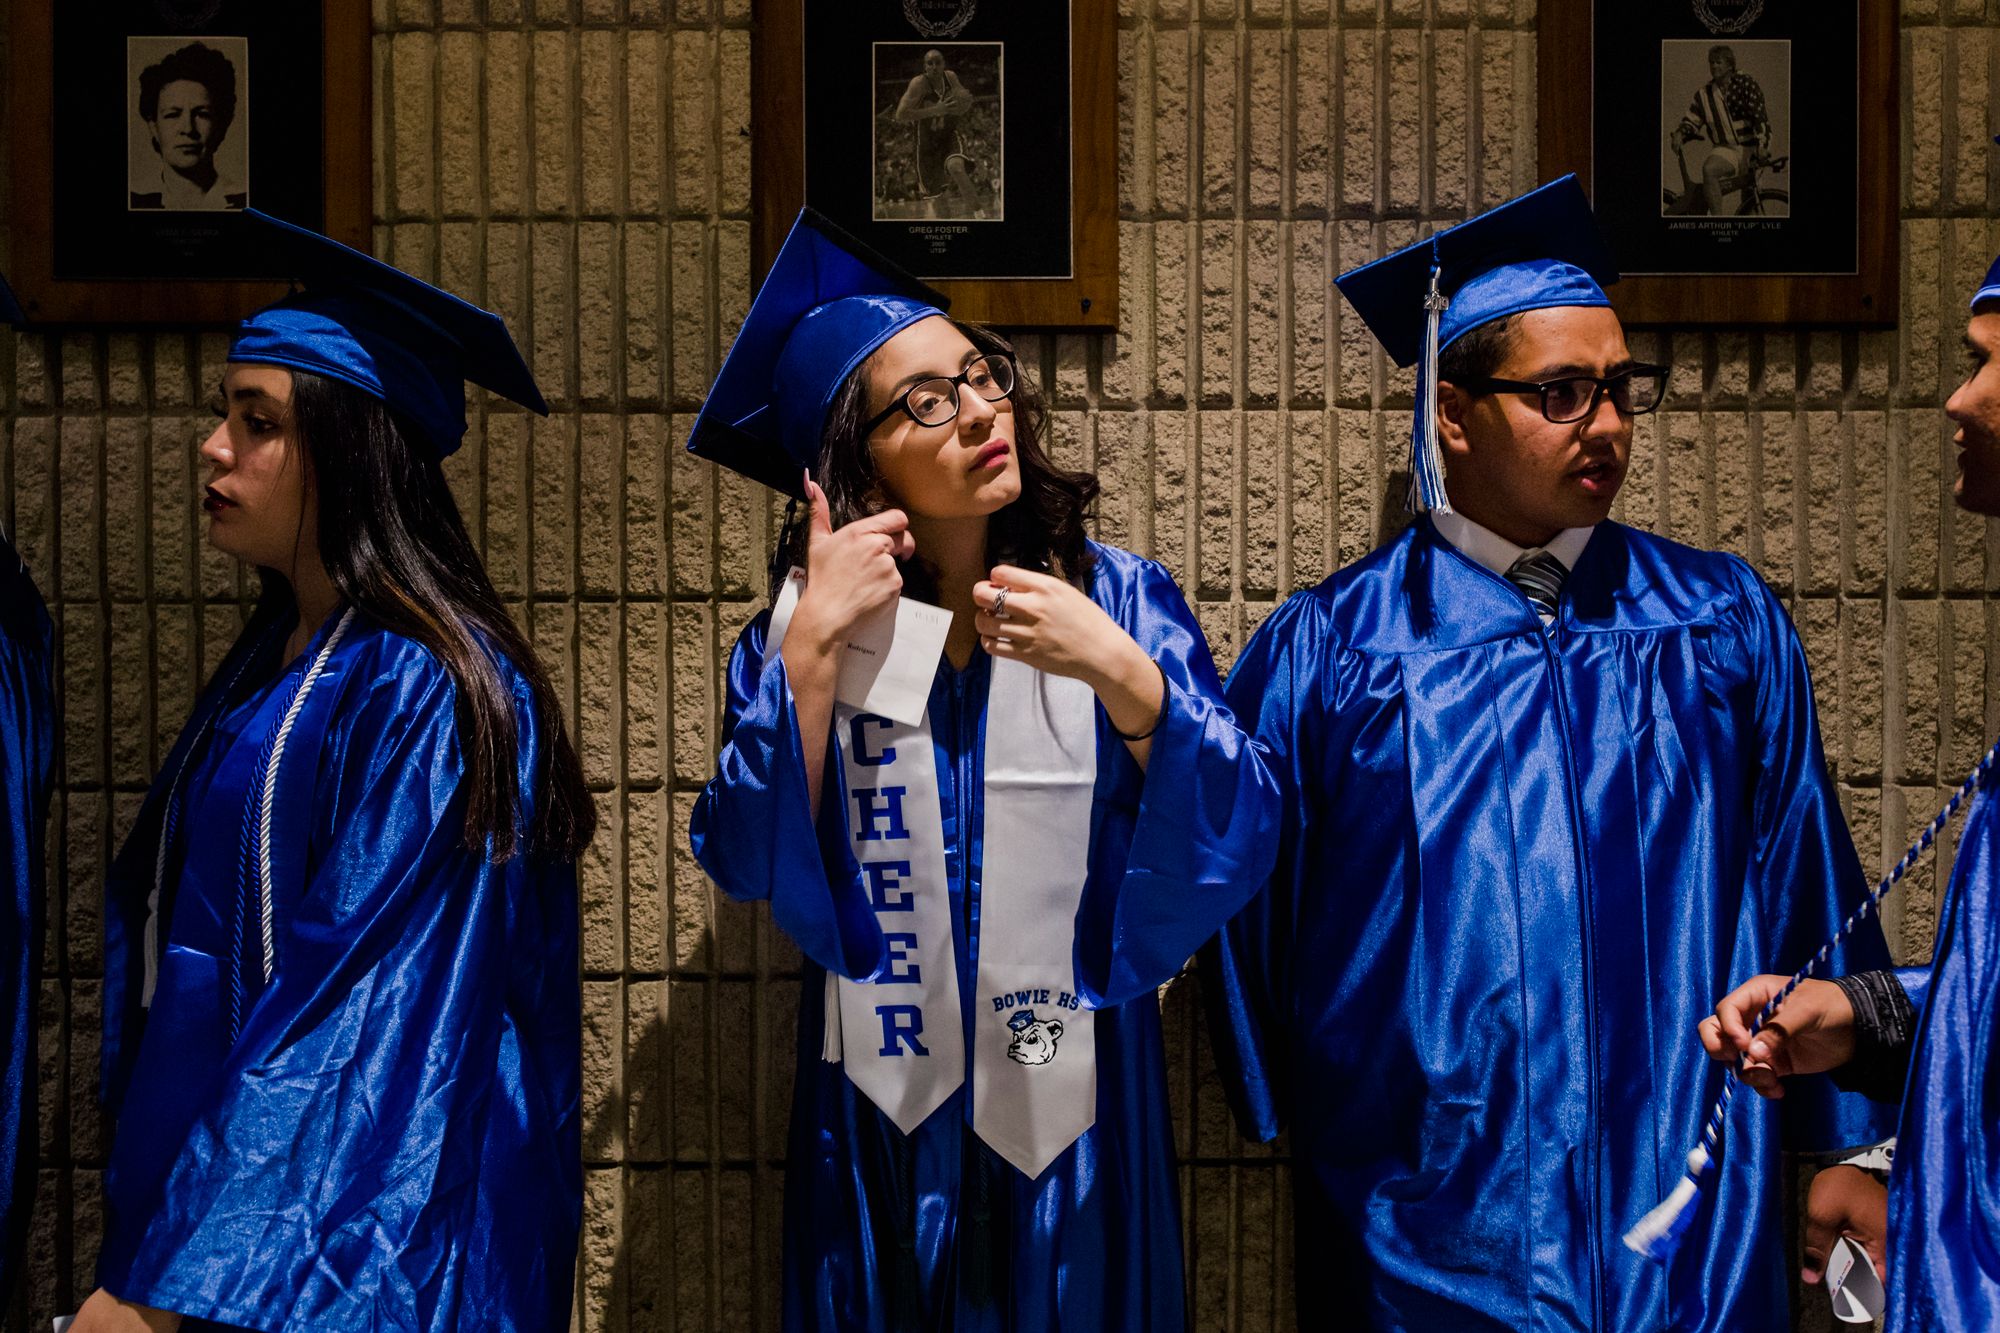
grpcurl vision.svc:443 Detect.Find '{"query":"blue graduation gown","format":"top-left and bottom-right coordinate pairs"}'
top-left (98, 601), bottom-right (581, 1332)
top-left (0, 537), bottom-right (54, 1305)
top-left (690, 542), bottom-right (1280, 1333)
top-left (1201, 517), bottom-right (1896, 1333)
top-left (1886, 776), bottom-right (2000, 1329)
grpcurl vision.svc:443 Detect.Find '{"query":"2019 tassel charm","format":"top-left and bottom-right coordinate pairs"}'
top-left (1624, 737), bottom-right (2000, 1261)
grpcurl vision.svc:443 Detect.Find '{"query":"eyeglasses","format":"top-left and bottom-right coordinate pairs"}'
top-left (1452, 364), bottom-right (1670, 424)
top-left (861, 353), bottom-right (1016, 435)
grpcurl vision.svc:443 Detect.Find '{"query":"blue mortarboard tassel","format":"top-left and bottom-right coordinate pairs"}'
top-left (1412, 253), bottom-right (1454, 515)
top-left (1625, 739), bottom-right (2000, 1260)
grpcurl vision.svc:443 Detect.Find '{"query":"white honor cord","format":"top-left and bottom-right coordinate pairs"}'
top-left (256, 607), bottom-right (357, 983)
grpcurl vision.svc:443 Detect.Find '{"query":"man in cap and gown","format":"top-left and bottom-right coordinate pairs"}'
top-left (1200, 176), bottom-right (1896, 1331)
top-left (0, 271), bottom-right (56, 1314)
top-left (1700, 250), bottom-right (2000, 1329)
top-left (85, 214), bottom-right (581, 1331)
top-left (688, 211), bottom-right (1280, 1331)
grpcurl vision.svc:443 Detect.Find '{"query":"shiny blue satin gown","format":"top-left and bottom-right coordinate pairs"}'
top-left (1886, 775), bottom-right (2000, 1329)
top-left (0, 536), bottom-right (54, 1305)
top-left (1201, 517), bottom-right (1896, 1333)
top-left (98, 598), bottom-right (581, 1332)
top-left (691, 542), bottom-right (1280, 1332)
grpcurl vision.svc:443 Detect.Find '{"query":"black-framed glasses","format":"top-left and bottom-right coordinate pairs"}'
top-left (1453, 364), bottom-right (1669, 423)
top-left (862, 353), bottom-right (1016, 435)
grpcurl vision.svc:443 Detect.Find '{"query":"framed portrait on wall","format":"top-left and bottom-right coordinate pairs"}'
top-left (1540, 0), bottom-right (1896, 326)
top-left (754, 0), bottom-right (1118, 329)
top-left (7, 0), bottom-right (370, 325)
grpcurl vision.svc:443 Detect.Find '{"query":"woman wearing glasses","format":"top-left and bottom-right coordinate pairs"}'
top-left (687, 213), bottom-right (1279, 1333)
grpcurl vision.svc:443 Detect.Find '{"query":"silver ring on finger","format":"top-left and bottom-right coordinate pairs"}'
top-left (991, 587), bottom-right (1010, 620)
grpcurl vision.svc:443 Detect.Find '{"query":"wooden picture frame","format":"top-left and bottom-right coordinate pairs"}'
top-left (1539, 0), bottom-right (1896, 326)
top-left (7, 0), bottom-right (371, 326)
top-left (753, 0), bottom-right (1118, 330)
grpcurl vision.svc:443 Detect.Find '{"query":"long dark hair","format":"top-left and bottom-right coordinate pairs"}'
top-left (775, 321), bottom-right (1098, 600)
top-left (286, 370), bottom-right (594, 862)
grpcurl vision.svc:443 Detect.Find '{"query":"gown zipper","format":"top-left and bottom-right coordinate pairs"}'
top-left (1537, 602), bottom-right (1607, 1333)
top-left (1442, 520), bottom-right (1609, 1331)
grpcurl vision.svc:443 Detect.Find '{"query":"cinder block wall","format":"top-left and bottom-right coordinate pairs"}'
top-left (4, 1), bottom-right (1996, 1329)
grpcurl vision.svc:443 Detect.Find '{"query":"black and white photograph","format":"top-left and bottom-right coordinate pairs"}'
top-left (1563, 0), bottom-right (1871, 305)
top-left (789, 0), bottom-right (1075, 286)
top-left (126, 35), bottom-right (250, 212)
top-left (34, 0), bottom-right (347, 299)
top-left (1658, 39), bottom-right (1789, 219)
top-left (871, 42), bottom-right (1002, 223)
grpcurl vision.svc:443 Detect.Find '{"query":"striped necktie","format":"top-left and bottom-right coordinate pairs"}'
top-left (1505, 549), bottom-right (1568, 625)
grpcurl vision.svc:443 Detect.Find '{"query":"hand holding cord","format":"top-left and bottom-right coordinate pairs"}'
top-left (1624, 737), bottom-right (2000, 1260)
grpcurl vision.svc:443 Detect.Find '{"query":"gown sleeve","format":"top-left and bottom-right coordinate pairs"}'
top-left (0, 553), bottom-right (54, 1302)
top-left (1893, 962), bottom-right (1932, 1018)
top-left (1073, 557), bottom-right (1283, 1009)
top-left (688, 612), bottom-right (888, 981)
top-left (96, 660), bottom-right (579, 1331)
top-left (1194, 591), bottom-right (1329, 1143)
top-left (1735, 564), bottom-right (1900, 1152)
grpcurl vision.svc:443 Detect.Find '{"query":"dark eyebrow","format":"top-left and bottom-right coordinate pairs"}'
top-left (1967, 335), bottom-right (1989, 358)
top-left (229, 386), bottom-right (286, 409)
top-left (880, 348), bottom-right (982, 400)
top-left (1513, 358), bottom-right (1644, 381)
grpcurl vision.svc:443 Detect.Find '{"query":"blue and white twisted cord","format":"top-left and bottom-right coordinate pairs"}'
top-left (1625, 737), bottom-right (2000, 1260)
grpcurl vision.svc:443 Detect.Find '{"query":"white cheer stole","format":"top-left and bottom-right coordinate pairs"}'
top-left (969, 661), bottom-right (1098, 1178)
top-left (825, 705), bottom-right (967, 1134)
top-left (763, 584), bottom-right (1099, 1176)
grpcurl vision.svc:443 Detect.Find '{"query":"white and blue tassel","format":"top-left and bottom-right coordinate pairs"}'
top-left (1410, 256), bottom-right (1455, 516)
top-left (1625, 737), bottom-right (2000, 1260)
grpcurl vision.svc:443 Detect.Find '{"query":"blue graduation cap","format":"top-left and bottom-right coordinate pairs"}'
top-left (1334, 175), bottom-right (1620, 514)
top-left (0, 271), bottom-right (24, 327)
top-left (1974, 252), bottom-right (2000, 311)
top-left (687, 209), bottom-right (949, 499)
top-left (227, 210), bottom-right (547, 458)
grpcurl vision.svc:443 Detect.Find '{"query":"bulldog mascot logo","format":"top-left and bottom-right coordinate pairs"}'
top-left (1004, 1009), bottom-right (1064, 1066)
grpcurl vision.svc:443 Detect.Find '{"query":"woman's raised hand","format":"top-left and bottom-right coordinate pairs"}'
top-left (972, 565), bottom-right (1165, 749)
top-left (790, 475), bottom-right (915, 652)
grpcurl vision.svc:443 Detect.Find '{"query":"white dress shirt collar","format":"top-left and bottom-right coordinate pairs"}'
top-left (1430, 508), bottom-right (1596, 580)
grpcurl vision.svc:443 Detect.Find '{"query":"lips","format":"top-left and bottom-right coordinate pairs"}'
top-left (971, 440), bottom-right (1011, 471)
top-left (202, 485), bottom-right (235, 515)
top-left (1572, 457), bottom-right (1621, 495)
